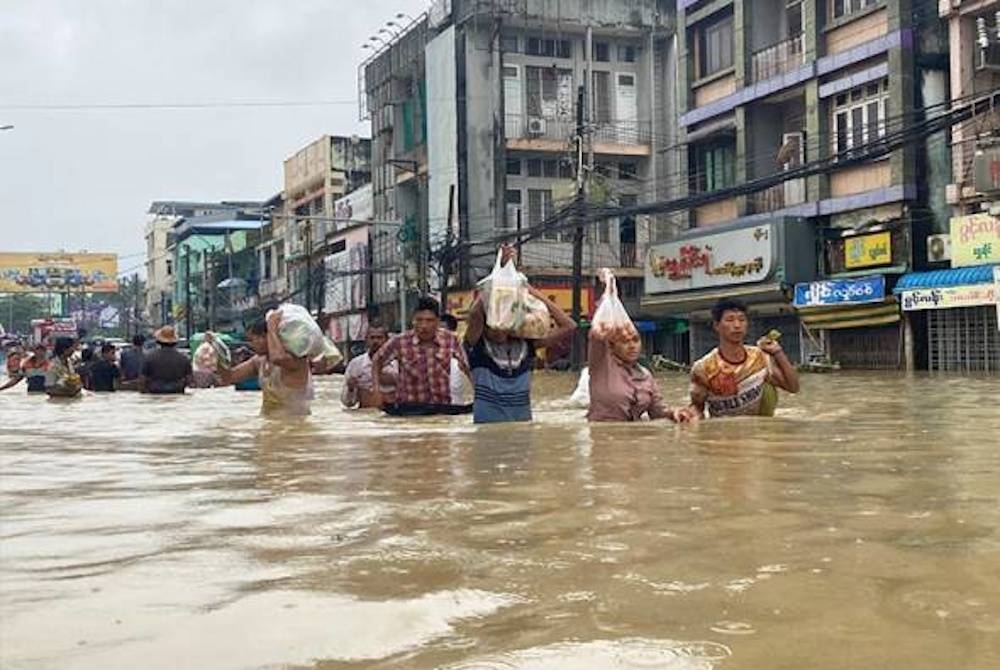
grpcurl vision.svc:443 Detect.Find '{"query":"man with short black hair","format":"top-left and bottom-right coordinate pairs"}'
top-left (341, 323), bottom-right (397, 409)
top-left (90, 343), bottom-right (121, 392)
top-left (139, 326), bottom-right (192, 394)
top-left (371, 297), bottom-right (470, 414)
top-left (687, 298), bottom-right (799, 419)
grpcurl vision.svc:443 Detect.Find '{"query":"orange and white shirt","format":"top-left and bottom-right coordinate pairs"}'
top-left (690, 346), bottom-right (777, 418)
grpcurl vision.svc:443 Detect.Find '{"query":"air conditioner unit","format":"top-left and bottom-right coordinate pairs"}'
top-left (527, 117), bottom-right (547, 136)
top-left (927, 234), bottom-right (952, 262)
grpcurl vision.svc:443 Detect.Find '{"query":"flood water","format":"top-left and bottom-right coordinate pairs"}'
top-left (1, 372), bottom-right (999, 669)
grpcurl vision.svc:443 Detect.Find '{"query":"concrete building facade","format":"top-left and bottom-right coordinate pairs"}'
top-left (643, 0), bottom-right (950, 369)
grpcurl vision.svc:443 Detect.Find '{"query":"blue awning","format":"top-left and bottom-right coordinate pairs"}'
top-left (893, 264), bottom-right (997, 293)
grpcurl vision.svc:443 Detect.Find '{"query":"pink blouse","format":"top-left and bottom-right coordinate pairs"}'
top-left (586, 333), bottom-right (673, 422)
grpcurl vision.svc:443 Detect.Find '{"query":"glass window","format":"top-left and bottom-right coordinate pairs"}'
top-left (504, 190), bottom-right (522, 230)
top-left (528, 189), bottom-right (558, 240)
top-left (692, 140), bottom-right (735, 193)
top-left (618, 45), bottom-right (637, 63)
top-left (594, 42), bottom-right (610, 62)
top-left (502, 35), bottom-right (518, 53)
top-left (833, 0), bottom-right (879, 20)
top-left (831, 77), bottom-right (889, 155)
top-left (543, 159), bottom-right (558, 178)
top-left (700, 15), bottom-right (734, 78)
top-left (527, 159), bottom-right (543, 177)
top-left (619, 162), bottom-right (638, 180)
top-left (506, 159), bottom-right (521, 175)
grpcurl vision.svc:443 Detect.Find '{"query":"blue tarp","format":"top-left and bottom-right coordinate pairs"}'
top-left (893, 264), bottom-right (998, 293)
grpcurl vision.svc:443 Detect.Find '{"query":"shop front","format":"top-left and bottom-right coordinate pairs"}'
top-left (793, 275), bottom-right (903, 369)
top-left (642, 218), bottom-right (816, 363)
top-left (894, 265), bottom-right (999, 372)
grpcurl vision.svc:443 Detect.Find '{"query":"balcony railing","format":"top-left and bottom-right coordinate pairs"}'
top-left (750, 34), bottom-right (805, 84)
top-left (505, 115), bottom-right (652, 146)
top-left (748, 179), bottom-right (806, 214)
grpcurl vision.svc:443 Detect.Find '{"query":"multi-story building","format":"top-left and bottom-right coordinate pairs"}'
top-left (256, 192), bottom-right (288, 312)
top-left (643, 0), bottom-right (951, 369)
top-left (282, 135), bottom-right (372, 315)
top-left (890, 0), bottom-right (1000, 372)
top-left (145, 201), bottom-right (262, 329)
top-left (364, 1), bottom-right (680, 338)
top-left (363, 16), bottom-right (431, 330)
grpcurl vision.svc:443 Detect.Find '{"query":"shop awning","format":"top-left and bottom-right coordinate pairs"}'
top-left (642, 283), bottom-right (788, 316)
top-left (797, 299), bottom-right (900, 330)
top-left (893, 264), bottom-right (997, 292)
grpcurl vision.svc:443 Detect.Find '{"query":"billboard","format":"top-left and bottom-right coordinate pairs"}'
top-left (646, 224), bottom-right (774, 294)
top-left (0, 252), bottom-right (118, 293)
top-left (949, 214), bottom-right (1000, 267)
top-left (844, 232), bottom-right (892, 269)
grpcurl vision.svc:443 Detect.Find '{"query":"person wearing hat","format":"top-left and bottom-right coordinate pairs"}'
top-left (139, 325), bottom-right (192, 394)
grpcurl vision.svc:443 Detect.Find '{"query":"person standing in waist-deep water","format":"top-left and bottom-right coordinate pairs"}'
top-left (371, 296), bottom-right (471, 415)
top-left (220, 313), bottom-right (313, 416)
top-left (0, 343), bottom-right (37, 393)
top-left (687, 298), bottom-right (799, 419)
top-left (45, 338), bottom-right (83, 398)
top-left (139, 326), bottom-right (192, 395)
top-left (463, 251), bottom-right (576, 424)
top-left (89, 343), bottom-right (122, 392)
top-left (77, 347), bottom-right (96, 391)
top-left (341, 323), bottom-right (398, 409)
top-left (587, 272), bottom-right (691, 423)
top-left (119, 334), bottom-right (146, 390)
top-left (191, 332), bottom-right (221, 388)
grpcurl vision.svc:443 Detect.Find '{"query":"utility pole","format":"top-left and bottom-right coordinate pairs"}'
top-left (304, 222), bottom-right (313, 315)
top-left (133, 273), bottom-right (140, 336)
top-left (570, 83), bottom-right (588, 371)
top-left (184, 249), bottom-right (193, 339)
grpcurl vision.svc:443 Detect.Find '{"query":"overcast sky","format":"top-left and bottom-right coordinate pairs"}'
top-left (0, 0), bottom-right (427, 276)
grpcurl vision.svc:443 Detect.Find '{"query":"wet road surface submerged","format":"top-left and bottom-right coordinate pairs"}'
top-left (1, 372), bottom-right (999, 669)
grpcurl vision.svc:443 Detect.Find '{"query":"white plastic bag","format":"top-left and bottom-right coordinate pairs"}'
top-left (269, 304), bottom-right (343, 365)
top-left (479, 251), bottom-right (552, 338)
top-left (591, 270), bottom-right (637, 341)
top-left (481, 250), bottom-right (524, 331)
top-left (568, 367), bottom-right (590, 407)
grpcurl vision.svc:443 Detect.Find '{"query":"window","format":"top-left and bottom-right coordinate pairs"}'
top-left (692, 140), bottom-right (735, 193)
top-left (698, 14), bottom-right (734, 78)
top-left (506, 159), bottom-right (521, 175)
top-left (526, 37), bottom-right (572, 59)
top-left (619, 162), bottom-right (638, 180)
top-left (832, 78), bottom-right (889, 155)
top-left (527, 158), bottom-right (543, 177)
top-left (592, 71), bottom-right (612, 124)
top-left (618, 45), bottom-right (637, 63)
top-left (504, 190), bottom-right (522, 230)
top-left (528, 189), bottom-right (558, 240)
top-left (832, 0), bottom-right (879, 20)
top-left (525, 158), bottom-right (569, 178)
top-left (526, 66), bottom-right (574, 118)
top-left (502, 35), bottom-right (519, 53)
top-left (594, 42), bottom-right (610, 62)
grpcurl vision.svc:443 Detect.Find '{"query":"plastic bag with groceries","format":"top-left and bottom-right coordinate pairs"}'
top-left (591, 269), bottom-right (637, 342)
top-left (479, 250), bottom-right (551, 339)
top-left (268, 304), bottom-right (343, 366)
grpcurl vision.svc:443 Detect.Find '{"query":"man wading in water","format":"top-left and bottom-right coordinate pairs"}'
top-left (687, 298), bottom-right (799, 419)
top-left (220, 312), bottom-right (313, 416)
top-left (371, 296), bottom-right (471, 416)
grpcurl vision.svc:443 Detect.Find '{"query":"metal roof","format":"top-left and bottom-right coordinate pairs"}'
top-left (893, 264), bottom-right (997, 292)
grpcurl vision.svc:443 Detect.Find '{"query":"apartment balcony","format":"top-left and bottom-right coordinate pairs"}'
top-left (505, 115), bottom-right (652, 156)
top-left (750, 34), bottom-right (805, 84)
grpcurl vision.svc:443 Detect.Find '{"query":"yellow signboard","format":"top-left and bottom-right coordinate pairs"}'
top-left (844, 232), bottom-right (892, 269)
top-left (950, 214), bottom-right (1000, 268)
top-left (0, 252), bottom-right (118, 293)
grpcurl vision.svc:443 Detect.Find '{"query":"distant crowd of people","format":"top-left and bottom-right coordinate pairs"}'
top-left (2, 247), bottom-right (799, 422)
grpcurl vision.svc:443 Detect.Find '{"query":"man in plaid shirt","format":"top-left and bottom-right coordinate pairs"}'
top-left (372, 296), bottom-right (471, 412)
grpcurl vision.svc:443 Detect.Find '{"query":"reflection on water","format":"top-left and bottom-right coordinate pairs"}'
top-left (1, 372), bottom-right (999, 669)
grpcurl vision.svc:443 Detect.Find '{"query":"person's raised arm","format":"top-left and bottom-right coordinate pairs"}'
top-left (759, 336), bottom-right (800, 393)
top-left (530, 285), bottom-right (576, 349)
top-left (464, 295), bottom-right (486, 347)
top-left (265, 311), bottom-right (303, 372)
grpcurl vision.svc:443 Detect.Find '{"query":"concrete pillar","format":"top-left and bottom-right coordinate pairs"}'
top-left (903, 312), bottom-right (915, 372)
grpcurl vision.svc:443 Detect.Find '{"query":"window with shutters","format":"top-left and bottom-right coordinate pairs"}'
top-left (691, 139), bottom-right (735, 193)
top-left (698, 14), bottom-right (734, 78)
top-left (592, 71), bottom-right (612, 124)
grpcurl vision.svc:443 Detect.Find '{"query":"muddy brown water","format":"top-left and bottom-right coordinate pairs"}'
top-left (1, 372), bottom-right (998, 669)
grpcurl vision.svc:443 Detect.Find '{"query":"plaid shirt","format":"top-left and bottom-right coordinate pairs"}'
top-left (373, 329), bottom-right (468, 405)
